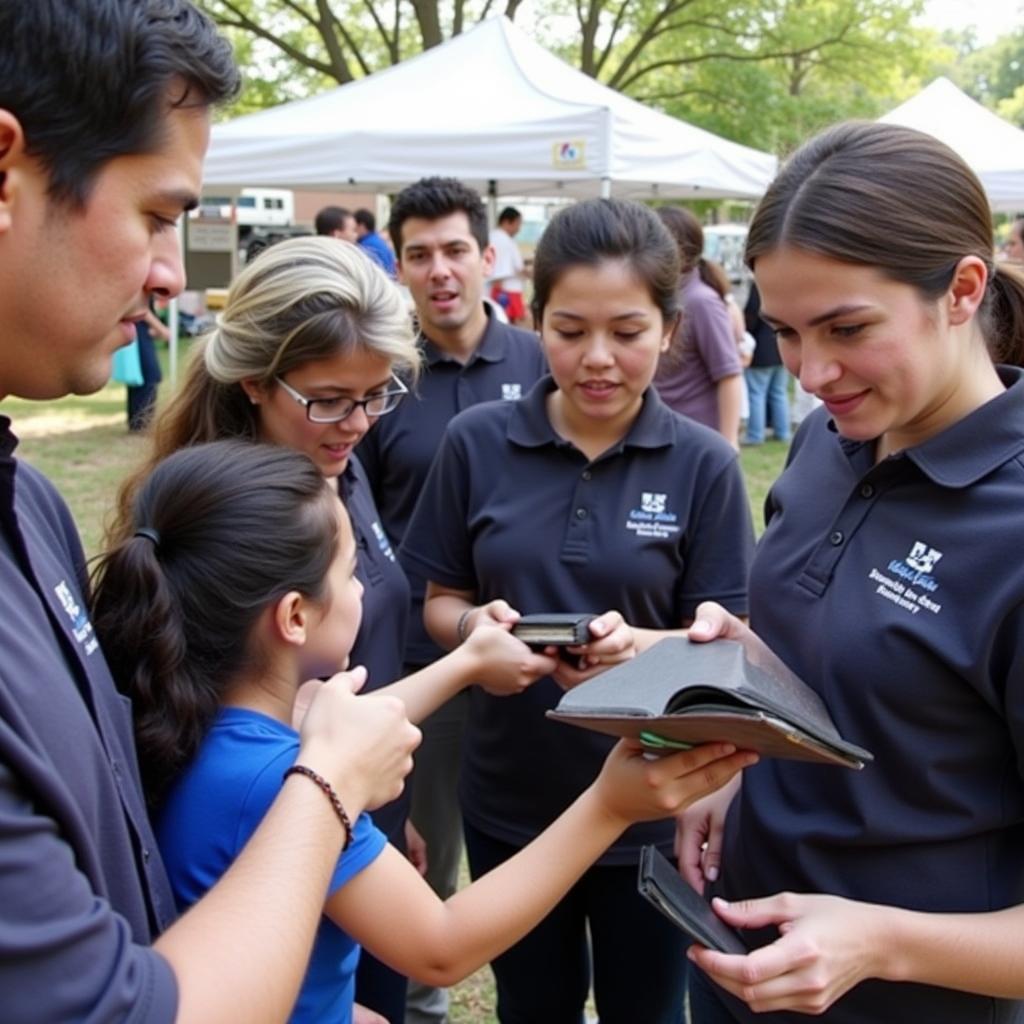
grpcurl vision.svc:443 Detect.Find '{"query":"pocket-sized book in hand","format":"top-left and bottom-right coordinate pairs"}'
top-left (546, 636), bottom-right (872, 769)
top-left (512, 613), bottom-right (596, 647)
top-left (637, 845), bottom-right (747, 954)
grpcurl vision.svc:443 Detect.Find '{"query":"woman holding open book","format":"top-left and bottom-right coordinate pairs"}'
top-left (680, 121), bottom-right (1024, 1023)
top-left (402, 197), bottom-right (756, 1024)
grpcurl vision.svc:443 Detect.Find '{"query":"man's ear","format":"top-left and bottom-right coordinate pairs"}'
top-left (271, 591), bottom-right (311, 648)
top-left (481, 242), bottom-right (496, 279)
top-left (0, 110), bottom-right (28, 236)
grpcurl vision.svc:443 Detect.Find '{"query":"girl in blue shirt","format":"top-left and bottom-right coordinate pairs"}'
top-left (91, 439), bottom-right (755, 1024)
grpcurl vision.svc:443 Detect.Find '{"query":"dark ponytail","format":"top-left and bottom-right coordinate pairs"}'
top-left (986, 263), bottom-right (1024, 366)
top-left (696, 257), bottom-right (731, 303)
top-left (91, 441), bottom-right (339, 804)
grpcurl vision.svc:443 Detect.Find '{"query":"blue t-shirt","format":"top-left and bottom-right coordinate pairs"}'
top-left (357, 232), bottom-right (396, 277)
top-left (157, 708), bottom-right (387, 1024)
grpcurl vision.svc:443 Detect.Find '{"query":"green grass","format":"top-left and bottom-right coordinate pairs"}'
top-left (1, 384), bottom-right (789, 1022)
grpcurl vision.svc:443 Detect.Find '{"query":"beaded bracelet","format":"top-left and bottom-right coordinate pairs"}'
top-left (283, 765), bottom-right (354, 851)
top-left (456, 607), bottom-right (474, 643)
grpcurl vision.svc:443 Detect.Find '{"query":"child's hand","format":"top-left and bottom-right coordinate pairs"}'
top-left (299, 669), bottom-right (421, 813)
top-left (594, 739), bottom-right (758, 828)
top-left (463, 624), bottom-right (558, 696)
top-left (552, 610), bottom-right (635, 689)
top-left (459, 598), bottom-right (521, 637)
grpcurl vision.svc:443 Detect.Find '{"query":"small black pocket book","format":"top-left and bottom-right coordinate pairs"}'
top-left (637, 845), bottom-right (747, 954)
top-left (512, 613), bottom-right (595, 647)
top-left (546, 636), bottom-right (872, 769)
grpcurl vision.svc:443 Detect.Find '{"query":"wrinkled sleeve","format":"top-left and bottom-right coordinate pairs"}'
top-left (0, 751), bottom-right (177, 1023)
top-left (690, 289), bottom-right (742, 382)
top-left (399, 422), bottom-right (477, 593)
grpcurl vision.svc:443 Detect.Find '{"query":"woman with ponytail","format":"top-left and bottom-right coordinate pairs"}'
top-left (110, 235), bottom-right (557, 1020)
top-left (94, 440), bottom-right (754, 1024)
top-left (653, 206), bottom-right (744, 447)
top-left (676, 121), bottom-right (1024, 1023)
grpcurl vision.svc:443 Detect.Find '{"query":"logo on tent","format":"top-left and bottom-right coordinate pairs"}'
top-left (553, 140), bottom-right (586, 169)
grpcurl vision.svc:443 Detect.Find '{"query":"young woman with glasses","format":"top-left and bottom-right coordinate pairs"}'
top-left (110, 235), bottom-right (558, 1023)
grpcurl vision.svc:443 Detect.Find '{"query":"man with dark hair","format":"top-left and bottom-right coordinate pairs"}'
top-left (364, 176), bottom-right (546, 1024)
top-left (315, 203), bottom-right (359, 242)
top-left (354, 206), bottom-right (397, 277)
top-left (488, 205), bottom-right (528, 326)
top-left (0, 3), bottom-right (418, 1021)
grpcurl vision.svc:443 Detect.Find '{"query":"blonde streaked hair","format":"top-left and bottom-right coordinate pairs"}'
top-left (205, 234), bottom-right (418, 384)
top-left (109, 235), bottom-right (417, 544)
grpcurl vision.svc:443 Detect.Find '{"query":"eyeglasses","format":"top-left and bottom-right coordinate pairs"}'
top-left (274, 374), bottom-right (408, 423)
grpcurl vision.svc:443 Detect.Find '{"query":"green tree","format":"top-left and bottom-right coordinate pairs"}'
top-left (582, 0), bottom-right (941, 153)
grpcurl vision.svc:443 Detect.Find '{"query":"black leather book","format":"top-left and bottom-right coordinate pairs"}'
top-left (512, 613), bottom-right (595, 647)
top-left (547, 636), bottom-right (872, 769)
top-left (637, 846), bottom-right (747, 954)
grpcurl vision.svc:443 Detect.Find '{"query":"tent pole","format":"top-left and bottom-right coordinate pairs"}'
top-left (487, 179), bottom-right (498, 227)
top-left (600, 105), bottom-right (614, 198)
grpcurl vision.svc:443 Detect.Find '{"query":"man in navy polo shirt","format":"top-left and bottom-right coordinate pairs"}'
top-left (0, 4), bottom-right (417, 1021)
top-left (357, 176), bottom-right (546, 1024)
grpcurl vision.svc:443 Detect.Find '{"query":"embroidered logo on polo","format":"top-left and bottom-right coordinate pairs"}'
top-left (54, 579), bottom-right (99, 655)
top-left (501, 383), bottom-right (523, 401)
top-left (626, 492), bottom-right (680, 539)
top-left (371, 520), bottom-right (397, 562)
top-left (867, 540), bottom-right (943, 616)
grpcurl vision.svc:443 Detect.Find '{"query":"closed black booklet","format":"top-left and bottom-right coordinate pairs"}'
top-left (637, 846), bottom-right (747, 954)
top-left (512, 613), bottom-right (595, 647)
top-left (547, 636), bottom-right (872, 769)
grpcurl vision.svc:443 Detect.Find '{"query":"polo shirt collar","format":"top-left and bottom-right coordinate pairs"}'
top-left (421, 305), bottom-right (507, 367)
top-left (507, 375), bottom-right (677, 452)
top-left (832, 365), bottom-right (1024, 488)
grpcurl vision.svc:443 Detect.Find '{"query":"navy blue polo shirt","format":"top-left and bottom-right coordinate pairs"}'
top-left (339, 453), bottom-right (411, 840)
top-left (401, 377), bottom-right (754, 863)
top-left (714, 367), bottom-right (1024, 1023)
top-left (0, 416), bottom-right (177, 1021)
top-left (357, 308), bottom-right (546, 667)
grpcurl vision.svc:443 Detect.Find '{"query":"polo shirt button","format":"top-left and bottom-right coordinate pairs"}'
top-left (143, 848), bottom-right (151, 863)
top-left (829, 530), bottom-right (844, 546)
top-left (575, 507), bottom-right (588, 520)
top-left (859, 484), bottom-right (875, 499)
top-left (581, 470), bottom-right (592, 481)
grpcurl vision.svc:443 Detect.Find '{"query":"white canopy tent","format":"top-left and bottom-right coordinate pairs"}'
top-left (203, 16), bottom-right (776, 201)
top-left (880, 77), bottom-right (1024, 213)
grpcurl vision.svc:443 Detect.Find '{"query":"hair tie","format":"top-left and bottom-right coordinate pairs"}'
top-left (134, 526), bottom-right (161, 547)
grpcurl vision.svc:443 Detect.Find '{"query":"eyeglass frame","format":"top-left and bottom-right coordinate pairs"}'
top-left (273, 373), bottom-right (409, 423)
